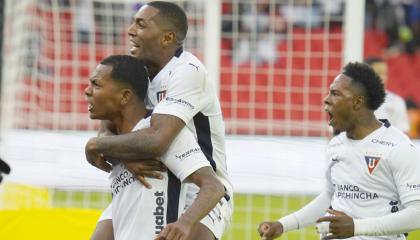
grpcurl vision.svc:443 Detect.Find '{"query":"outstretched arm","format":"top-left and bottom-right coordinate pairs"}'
top-left (155, 167), bottom-right (225, 240)
top-left (258, 190), bottom-right (332, 240)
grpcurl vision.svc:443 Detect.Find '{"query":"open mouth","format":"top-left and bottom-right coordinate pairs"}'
top-left (129, 41), bottom-right (140, 54)
top-left (88, 103), bottom-right (94, 112)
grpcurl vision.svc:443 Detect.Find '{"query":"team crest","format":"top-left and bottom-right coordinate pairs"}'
top-left (364, 156), bottom-right (381, 174)
top-left (156, 91), bottom-right (166, 103)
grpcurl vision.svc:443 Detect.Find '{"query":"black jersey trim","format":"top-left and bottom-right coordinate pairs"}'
top-left (193, 112), bottom-right (217, 171)
top-left (174, 47), bottom-right (183, 58)
top-left (166, 170), bottom-right (181, 224)
top-left (379, 119), bottom-right (391, 128)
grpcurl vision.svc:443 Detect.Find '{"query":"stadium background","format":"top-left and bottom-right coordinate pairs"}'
top-left (1, 0), bottom-right (420, 239)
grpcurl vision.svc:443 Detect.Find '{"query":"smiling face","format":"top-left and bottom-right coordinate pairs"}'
top-left (323, 74), bottom-right (362, 133)
top-left (127, 5), bottom-right (165, 65)
top-left (84, 64), bottom-right (124, 120)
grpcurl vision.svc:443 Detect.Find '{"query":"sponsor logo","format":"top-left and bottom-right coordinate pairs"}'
top-left (371, 139), bottom-right (396, 147)
top-left (175, 147), bottom-right (202, 161)
top-left (154, 191), bottom-right (165, 234)
top-left (389, 200), bottom-right (399, 213)
top-left (110, 169), bottom-right (136, 197)
top-left (188, 62), bottom-right (199, 71)
top-left (364, 155), bottom-right (381, 174)
top-left (406, 183), bottom-right (420, 191)
top-left (165, 97), bottom-right (194, 110)
top-left (157, 91), bottom-right (166, 103)
top-left (333, 184), bottom-right (379, 200)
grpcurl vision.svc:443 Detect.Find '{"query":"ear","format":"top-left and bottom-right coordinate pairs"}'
top-left (162, 31), bottom-right (176, 46)
top-left (120, 89), bottom-right (132, 105)
top-left (353, 95), bottom-right (364, 111)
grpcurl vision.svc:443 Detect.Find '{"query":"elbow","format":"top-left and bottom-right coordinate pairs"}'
top-left (209, 178), bottom-right (225, 201)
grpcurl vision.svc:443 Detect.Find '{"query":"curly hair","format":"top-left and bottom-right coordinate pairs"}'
top-left (342, 62), bottom-right (386, 111)
top-left (100, 55), bottom-right (149, 101)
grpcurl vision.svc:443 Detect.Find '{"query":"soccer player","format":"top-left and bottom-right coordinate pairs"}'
top-left (86, 2), bottom-right (233, 240)
top-left (258, 62), bottom-right (420, 240)
top-left (85, 55), bottom-right (225, 240)
top-left (365, 56), bottom-right (410, 133)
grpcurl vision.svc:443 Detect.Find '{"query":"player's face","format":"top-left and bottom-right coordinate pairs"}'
top-left (84, 64), bottom-right (124, 120)
top-left (323, 74), bottom-right (359, 133)
top-left (128, 5), bottom-right (164, 64)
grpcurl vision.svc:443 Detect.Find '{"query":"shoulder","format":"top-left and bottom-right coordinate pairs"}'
top-left (327, 132), bottom-right (346, 149)
top-left (132, 117), bottom-right (151, 131)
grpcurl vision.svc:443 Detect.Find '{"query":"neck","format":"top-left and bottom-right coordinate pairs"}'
top-left (346, 111), bottom-right (382, 140)
top-left (148, 46), bottom-right (181, 78)
top-left (112, 104), bottom-right (148, 134)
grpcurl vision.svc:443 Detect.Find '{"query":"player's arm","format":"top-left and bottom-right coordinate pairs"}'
top-left (258, 189), bottom-right (332, 240)
top-left (155, 167), bottom-right (224, 240)
top-left (85, 113), bottom-right (185, 177)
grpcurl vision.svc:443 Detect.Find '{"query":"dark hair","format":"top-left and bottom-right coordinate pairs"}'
top-left (364, 56), bottom-right (384, 65)
top-left (100, 55), bottom-right (149, 100)
top-left (342, 62), bottom-right (386, 111)
top-left (147, 1), bottom-right (188, 44)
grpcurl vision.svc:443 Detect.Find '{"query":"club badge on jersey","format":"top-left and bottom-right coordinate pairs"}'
top-left (364, 155), bottom-right (381, 174)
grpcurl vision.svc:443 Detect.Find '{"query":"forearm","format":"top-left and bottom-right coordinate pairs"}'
top-left (94, 129), bottom-right (160, 160)
top-left (180, 170), bottom-right (224, 226)
top-left (354, 201), bottom-right (420, 236)
top-left (279, 190), bottom-right (332, 232)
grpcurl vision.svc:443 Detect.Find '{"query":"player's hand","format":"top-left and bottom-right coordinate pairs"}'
top-left (258, 221), bottom-right (284, 240)
top-left (154, 219), bottom-right (193, 240)
top-left (316, 209), bottom-right (354, 239)
top-left (85, 137), bottom-right (112, 173)
top-left (0, 158), bottom-right (11, 183)
top-left (122, 159), bottom-right (166, 189)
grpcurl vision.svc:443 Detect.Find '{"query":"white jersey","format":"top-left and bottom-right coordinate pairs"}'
top-left (110, 117), bottom-right (210, 240)
top-left (147, 48), bottom-right (233, 197)
top-left (325, 120), bottom-right (420, 240)
top-left (375, 91), bottom-right (409, 132)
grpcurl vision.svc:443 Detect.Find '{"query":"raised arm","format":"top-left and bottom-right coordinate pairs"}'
top-left (155, 167), bottom-right (225, 240)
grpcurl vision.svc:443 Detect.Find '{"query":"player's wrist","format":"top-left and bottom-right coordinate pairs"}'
top-left (278, 214), bottom-right (299, 232)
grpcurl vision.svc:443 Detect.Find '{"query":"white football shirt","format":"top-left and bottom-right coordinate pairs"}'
top-left (325, 121), bottom-right (420, 239)
top-left (147, 48), bottom-right (233, 196)
top-left (110, 117), bottom-right (210, 240)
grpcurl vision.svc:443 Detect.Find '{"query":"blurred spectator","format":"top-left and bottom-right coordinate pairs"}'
top-left (279, 0), bottom-right (323, 28)
top-left (234, 1), bottom-right (286, 65)
top-left (0, 158), bottom-right (10, 183)
top-left (365, 56), bottom-right (410, 133)
top-left (406, 98), bottom-right (420, 138)
top-left (75, 0), bottom-right (93, 43)
top-left (365, 0), bottom-right (420, 54)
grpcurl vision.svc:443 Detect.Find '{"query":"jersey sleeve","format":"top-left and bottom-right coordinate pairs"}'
top-left (152, 64), bottom-right (206, 124)
top-left (388, 143), bottom-right (420, 205)
top-left (160, 127), bottom-right (210, 182)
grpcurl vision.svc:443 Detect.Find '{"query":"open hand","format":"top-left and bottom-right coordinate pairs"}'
top-left (123, 159), bottom-right (166, 189)
top-left (154, 219), bottom-right (192, 240)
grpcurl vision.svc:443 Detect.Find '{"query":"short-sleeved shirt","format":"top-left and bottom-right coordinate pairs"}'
top-left (110, 117), bottom-right (210, 240)
top-left (375, 90), bottom-right (409, 132)
top-left (146, 48), bottom-right (233, 196)
top-left (325, 121), bottom-right (420, 239)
